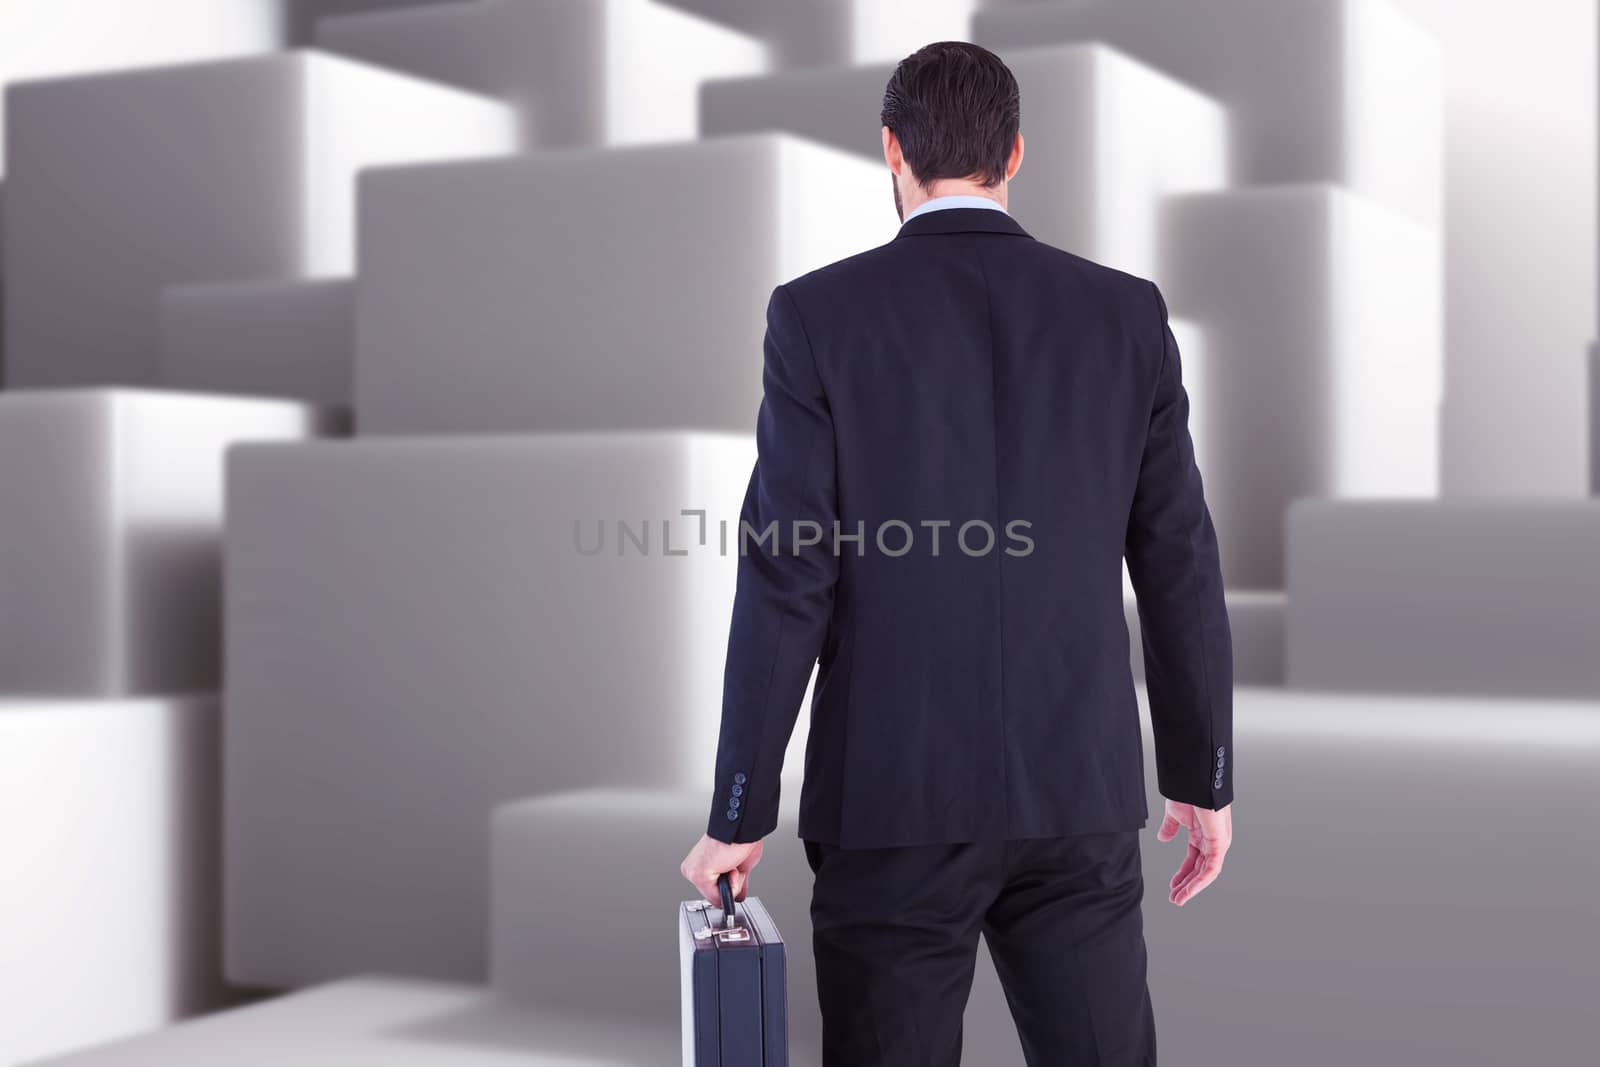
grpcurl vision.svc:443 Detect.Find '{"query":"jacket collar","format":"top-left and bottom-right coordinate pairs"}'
top-left (894, 206), bottom-right (1034, 241)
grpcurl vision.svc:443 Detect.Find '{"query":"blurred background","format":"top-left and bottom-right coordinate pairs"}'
top-left (0, 1), bottom-right (1596, 1064)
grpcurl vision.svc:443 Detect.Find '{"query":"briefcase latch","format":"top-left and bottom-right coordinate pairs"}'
top-left (685, 899), bottom-right (753, 942)
top-left (695, 923), bottom-right (751, 943)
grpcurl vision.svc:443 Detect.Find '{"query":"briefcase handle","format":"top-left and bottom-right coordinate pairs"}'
top-left (717, 872), bottom-right (737, 930)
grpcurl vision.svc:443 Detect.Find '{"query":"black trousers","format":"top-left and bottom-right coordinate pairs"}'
top-left (804, 831), bottom-right (1156, 1066)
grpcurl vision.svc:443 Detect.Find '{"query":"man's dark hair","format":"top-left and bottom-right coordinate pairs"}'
top-left (880, 41), bottom-right (1021, 190)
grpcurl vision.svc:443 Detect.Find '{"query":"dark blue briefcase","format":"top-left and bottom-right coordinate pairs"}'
top-left (679, 872), bottom-right (788, 1066)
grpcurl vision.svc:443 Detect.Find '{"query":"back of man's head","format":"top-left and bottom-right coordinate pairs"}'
top-left (880, 41), bottom-right (1022, 190)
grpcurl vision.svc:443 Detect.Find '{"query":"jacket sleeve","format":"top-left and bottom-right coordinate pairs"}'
top-left (1124, 281), bottom-right (1234, 810)
top-left (705, 284), bottom-right (839, 843)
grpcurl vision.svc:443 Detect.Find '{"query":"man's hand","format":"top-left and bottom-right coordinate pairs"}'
top-left (680, 834), bottom-right (764, 906)
top-left (1156, 799), bottom-right (1231, 906)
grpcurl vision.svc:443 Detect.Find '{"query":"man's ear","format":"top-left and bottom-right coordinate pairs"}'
top-left (882, 126), bottom-right (902, 176)
top-left (1006, 131), bottom-right (1025, 182)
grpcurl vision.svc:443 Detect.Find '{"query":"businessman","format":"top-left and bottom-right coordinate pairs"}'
top-left (681, 41), bottom-right (1233, 1065)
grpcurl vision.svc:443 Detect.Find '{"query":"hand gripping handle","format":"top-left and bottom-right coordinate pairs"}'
top-left (717, 872), bottom-right (737, 930)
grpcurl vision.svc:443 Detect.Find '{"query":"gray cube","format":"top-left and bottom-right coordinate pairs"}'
top-left (1162, 185), bottom-right (1442, 589)
top-left (493, 685), bottom-right (1600, 1066)
top-left (974, 0), bottom-right (1443, 227)
top-left (1, 179), bottom-right (7, 388)
top-left (354, 133), bottom-right (894, 435)
top-left (701, 43), bottom-right (1228, 278)
top-left (4, 50), bottom-right (514, 387)
top-left (1141, 687), bottom-right (1599, 1065)
top-left (315, 0), bottom-right (765, 149)
top-left (25, 977), bottom-right (678, 1066)
top-left (491, 789), bottom-right (825, 1061)
top-left (1286, 498), bottom-right (1600, 697)
top-left (224, 432), bottom-right (757, 987)
top-left (0, 389), bottom-right (344, 695)
top-left (1589, 342), bottom-right (1599, 496)
top-left (666, 0), bottom-right (983, 69)
top-left (159, 278), bottom-right (353, 407)
top-left (287, 1), bottom-right (476, 44)
top-left (0, 0), bottom-right (279, 172)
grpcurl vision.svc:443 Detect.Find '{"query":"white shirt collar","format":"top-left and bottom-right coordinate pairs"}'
top-left (904, 194), bottom-right (1008, 223)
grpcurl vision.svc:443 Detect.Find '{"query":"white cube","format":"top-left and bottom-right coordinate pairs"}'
top-left (1160, 185), bottom-right (1443, 589)
top-left (3, 50), bottom-right (514, 387)
top-left (701, 44), bottom-right (1227, 278)
top-left (355, 133), bottom-right (895, 435)
top-left (0, 694), bottom-right (223, 1066)
top-left (1286, 498), bottom-right (1600, 697)
top-left (160, 278), bottom-right (353, 406)
top-left (975, 0), bottom-right (1444, 227)
top-left (224, 432), bottom-right (760, 987)
top-left (315, 0), bottom-right (766, 149)
top-left (0, 389), bottom-right (344, 695)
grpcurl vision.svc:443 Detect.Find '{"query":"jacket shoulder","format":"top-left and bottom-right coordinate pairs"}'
top-left (780, 232), bottom-right (1161, 321)
top-left (779, 239), bottom-right (906, 300)
top-left (1016, 237), bottom-right (1163, 318)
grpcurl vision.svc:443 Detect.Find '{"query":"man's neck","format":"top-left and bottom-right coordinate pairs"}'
top-left (901, 179), bottom-right (1007, 218)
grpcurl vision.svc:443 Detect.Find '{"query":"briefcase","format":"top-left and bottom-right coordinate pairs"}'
top-left (679, 872), bottom-right (788, 1066)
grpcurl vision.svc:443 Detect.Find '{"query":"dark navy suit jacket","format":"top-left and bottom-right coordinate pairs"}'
top-left (707, 206), bottom-right (1233, 848)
